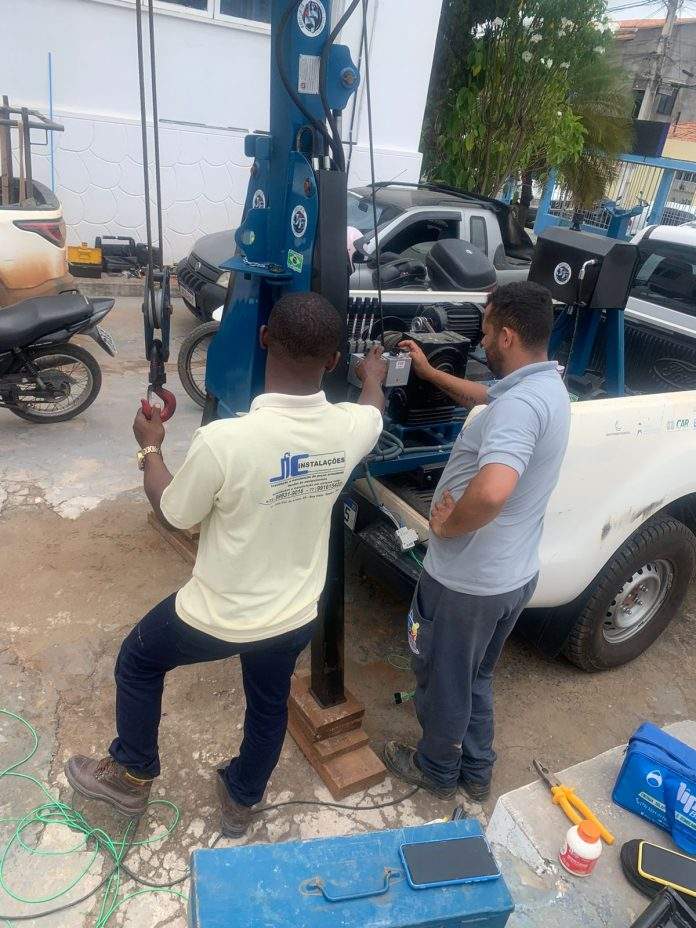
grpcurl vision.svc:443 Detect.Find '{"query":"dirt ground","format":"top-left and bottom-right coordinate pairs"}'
top-left (1, 297), bottom-right (696, 927)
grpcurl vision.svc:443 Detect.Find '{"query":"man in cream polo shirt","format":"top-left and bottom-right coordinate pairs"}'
top-left (66, 292), bottom-right (386, 836)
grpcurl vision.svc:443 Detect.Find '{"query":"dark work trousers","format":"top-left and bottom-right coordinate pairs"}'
top-left (109, 593), bottom-right (315, 807)
top-left (409, 570), bottom-right (537, 789)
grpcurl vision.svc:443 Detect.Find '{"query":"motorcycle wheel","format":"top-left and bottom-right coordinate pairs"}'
top-left (3, 343), bottom-right (102, 423)
top-left (177, 320), bottom-right (218, 408)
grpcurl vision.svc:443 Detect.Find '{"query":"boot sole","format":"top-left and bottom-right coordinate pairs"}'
top-left (65, 766), bottom-right (147, 818)
top-left (382, 748), bottom-right (456, 801)
top-left (219, 821), bottom-right (248, 839)
top-left (459, 782), bottom-right (491, 803)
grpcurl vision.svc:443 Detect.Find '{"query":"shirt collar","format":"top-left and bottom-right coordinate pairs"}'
top-left (488, 361), bottom-right (559, 399)
top-left (250, 391), bottom-right (328, 412)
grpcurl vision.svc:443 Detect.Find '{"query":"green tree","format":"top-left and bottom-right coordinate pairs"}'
top-left (423, 0), bottom-right (628, 204)
top-left (422, 0), bottom-right (501, 173)
top-left (556, 50), bottom-right (633, 210)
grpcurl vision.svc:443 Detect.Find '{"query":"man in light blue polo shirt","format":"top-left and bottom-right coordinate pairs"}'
top-left (385, 281), bottom-right (571, 802)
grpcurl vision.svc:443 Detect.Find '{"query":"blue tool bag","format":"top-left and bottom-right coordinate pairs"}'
top-left (613, 723), bottom-right (696, 854)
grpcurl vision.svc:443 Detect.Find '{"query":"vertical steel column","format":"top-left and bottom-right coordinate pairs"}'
top-left (310, 495), bottom-right (347, 707)
top-left (648, 168), bottom-right (676, 225)
top-left (533, 168), bottom-right (556, 235)
top-left (605, 309), bottom-right (625, 396)
top-left (21, 109), bottom-right (33, 200)
top-left (0, 96), bottom-right (12, 207)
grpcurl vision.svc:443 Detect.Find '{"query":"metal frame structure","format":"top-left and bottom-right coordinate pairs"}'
top-left (0, 96), bottom-right (64, 207)
top-left (534, 152), bottom-right (696, 240)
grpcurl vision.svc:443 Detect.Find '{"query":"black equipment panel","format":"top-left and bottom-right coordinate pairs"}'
top-left (529, 228), bottom-right (640, 310)
top-left (387, 330), bottom-right (471, 426)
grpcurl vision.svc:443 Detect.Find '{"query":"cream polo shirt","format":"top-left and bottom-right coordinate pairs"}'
top-left (159, 392), bottom-right (383, 642)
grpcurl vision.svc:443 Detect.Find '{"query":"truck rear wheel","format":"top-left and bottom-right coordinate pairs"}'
top-left (563, 517), bottom-right (696, 671)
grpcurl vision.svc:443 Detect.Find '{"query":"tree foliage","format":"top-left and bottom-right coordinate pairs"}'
top-left (556, 50), bottom-right (633, 208)
top-left (421, 0), bottom-right (497, 167)
top-left (422, 0), bottom-right (632, 205)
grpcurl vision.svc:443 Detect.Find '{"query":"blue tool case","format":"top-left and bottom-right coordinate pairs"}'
top-left (613, 722), bottom-right (696, 854)
top-left (188, 819), bottom-right (514, 927)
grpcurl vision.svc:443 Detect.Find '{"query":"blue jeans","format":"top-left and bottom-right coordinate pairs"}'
top-left (411, 571), bottom-right (537, 789)
top-left (109, 593), bottom-right (315, 806)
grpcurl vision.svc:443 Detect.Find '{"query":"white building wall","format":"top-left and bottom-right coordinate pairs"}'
top-left (3, 0), bottom-right (442, 261)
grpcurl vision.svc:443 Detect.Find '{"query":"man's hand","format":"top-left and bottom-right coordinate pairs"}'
top-left (429, 489), bottom-right (457, 538)
top-left (399, 339), bottom-right (433, 381)
top-left (356, 345), bottom-right (388, 384)
top-left (355, 346), bottom-right (386, 413)
top-left (430, 465), bottom-right (519, 540)
top-left (400, 338), bottom-right (489, 407)
top-left (134, 405), bottom-right (166, 449)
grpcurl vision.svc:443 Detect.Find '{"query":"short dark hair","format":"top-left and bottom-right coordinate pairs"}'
top-left (486, 281), bottom-right (554, 351)
top-left (267, 292), bottom-right (343, 361)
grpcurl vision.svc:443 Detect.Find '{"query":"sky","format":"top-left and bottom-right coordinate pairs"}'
top-left (607, 0), bottom-right (696, 22)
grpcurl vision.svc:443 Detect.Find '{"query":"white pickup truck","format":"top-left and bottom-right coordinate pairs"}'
top-left (346, 283), bottom-right (696, 673)
top-left (186, 217), bottom-right (696, 674)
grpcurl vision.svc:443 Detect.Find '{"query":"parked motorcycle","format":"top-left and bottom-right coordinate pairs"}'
top-left (0, 292), bottom-right (116, 422)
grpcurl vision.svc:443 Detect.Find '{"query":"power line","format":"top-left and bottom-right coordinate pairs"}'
top-left (608, 0), bottom-right (668, 12)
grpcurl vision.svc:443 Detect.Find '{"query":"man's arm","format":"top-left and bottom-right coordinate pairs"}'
top-left (134, 406), bottom-right (224, 530)
top-left (143, 453), bottom-right (174, 525)
top-left (133, 406), bottom-right (175, 527)
top-left (429, 465), bottom-right (519, 538)
top-left (430, 394), bottom-right (541, 539)
top-left (355, 345), bottom-right (387, 413)
top-left (399, 339), bottom-right (489, 408)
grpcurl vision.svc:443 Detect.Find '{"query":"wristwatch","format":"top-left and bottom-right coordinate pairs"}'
top-left (137, 446), bottom-right (161, 470)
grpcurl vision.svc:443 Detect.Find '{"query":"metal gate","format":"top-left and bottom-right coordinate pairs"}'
top-left (534, 152), bottom-right (696, 239)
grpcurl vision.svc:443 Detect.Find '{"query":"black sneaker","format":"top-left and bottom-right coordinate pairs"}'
top-left (382, 741), bottom-right (457, 800)
top-left (216, 769), bottom-right (253, 838)
top-left (458, 774), bottom-right (491, 802)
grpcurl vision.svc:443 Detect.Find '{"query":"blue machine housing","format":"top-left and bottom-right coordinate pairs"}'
top-left (205, 0), bottom-right (359, 419)
top-left (188, 818), bottom-right (514, 927)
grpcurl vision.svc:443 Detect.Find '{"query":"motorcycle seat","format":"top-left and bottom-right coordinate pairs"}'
top-left (0, 293), bottom-right (93, 351)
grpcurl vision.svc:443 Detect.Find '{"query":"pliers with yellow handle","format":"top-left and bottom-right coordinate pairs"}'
top-left (533, 759), bottom-right (615, 846)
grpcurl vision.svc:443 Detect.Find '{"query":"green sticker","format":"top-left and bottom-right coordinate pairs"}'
top-left (287, 249), bottom-right (304, 273)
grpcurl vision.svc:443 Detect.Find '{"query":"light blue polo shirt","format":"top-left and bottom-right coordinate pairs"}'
top-left (424, 361), bottom-right (571, 596)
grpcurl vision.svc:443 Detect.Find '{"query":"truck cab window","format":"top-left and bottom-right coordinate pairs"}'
top-left (632, 242), bottom-right (696, 317)
top-left (469, 216), bottom-right (488, 254)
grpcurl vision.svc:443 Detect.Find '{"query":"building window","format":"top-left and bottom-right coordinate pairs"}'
top-left (656, 88), bottom-right (678, 116)
top-left (632, 90), bottom-right (644, 119)
top-left (161, 0), bottom-right (208, 8)
top-left (219, 0), bottom-right (270, 21)
top-left (111, 0), bottom-right (272, 26)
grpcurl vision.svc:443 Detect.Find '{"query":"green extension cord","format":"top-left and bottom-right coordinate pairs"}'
top-left (0, 707), bottom-right (422, 926)
top-left (0, 709), bottom-right (186, 926)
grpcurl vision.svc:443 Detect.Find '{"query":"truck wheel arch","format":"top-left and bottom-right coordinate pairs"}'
top-left (519, 502), bottom-right (696, 669)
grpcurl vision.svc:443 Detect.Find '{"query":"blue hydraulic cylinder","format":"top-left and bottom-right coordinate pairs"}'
top-left (205, 0), bottom-right (359, 418)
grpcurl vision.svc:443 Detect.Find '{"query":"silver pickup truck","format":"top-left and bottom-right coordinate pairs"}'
top-left (347, 183), bottom-right (534, 288)
top-left (176, 183), bottom-right (535, 320)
